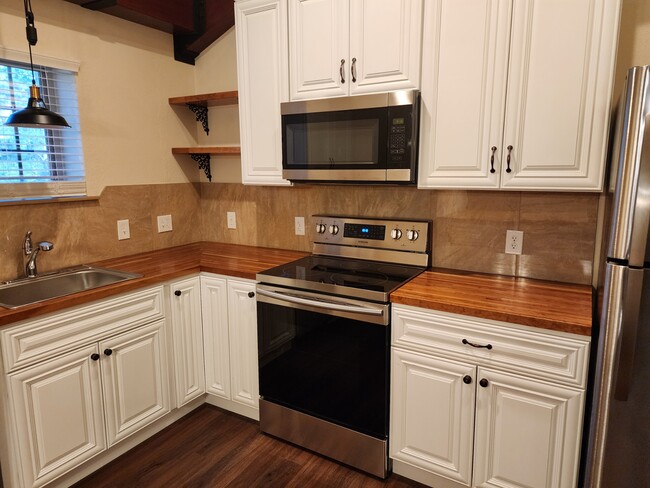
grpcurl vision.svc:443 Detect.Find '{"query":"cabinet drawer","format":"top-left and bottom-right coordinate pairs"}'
top-left (392, 305), bottom-right (590, 388)
top-left (2, 286), bottom-right (164, 372)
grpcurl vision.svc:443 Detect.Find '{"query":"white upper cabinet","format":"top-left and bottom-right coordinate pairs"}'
top-left (235, 0), bottom-right (291, 185)
top-left (418, 0), bottom-right (621, 191)
top-left (289, 0), bottom-right (423, 100)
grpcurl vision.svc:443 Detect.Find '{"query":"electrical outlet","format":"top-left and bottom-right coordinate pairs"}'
top-left (505, 230), bottom-right (524, 255)
top-left (157, 214), bottom-right (173, 233)
top-left (295, 216), bottom-right (305, 235)
top-left (117, 219), bottom-right (130, 240)
top-left (227, 212), bottom-right (237, 229)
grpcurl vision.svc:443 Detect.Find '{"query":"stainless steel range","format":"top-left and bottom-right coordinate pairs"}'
top-left (256, 215), bottom-right (431, 478)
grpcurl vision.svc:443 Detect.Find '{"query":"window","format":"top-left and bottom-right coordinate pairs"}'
top-left (0, 58), bottom-right (85, 200)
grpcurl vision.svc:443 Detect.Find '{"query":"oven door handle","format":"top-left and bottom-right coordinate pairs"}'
top-left (256, 288), bottom-right (384, 316)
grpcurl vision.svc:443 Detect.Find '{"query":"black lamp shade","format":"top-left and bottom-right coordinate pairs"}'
top-left (4, 85), bottom-right (70, 129)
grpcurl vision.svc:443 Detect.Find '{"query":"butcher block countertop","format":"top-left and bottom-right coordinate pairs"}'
top-left (391, 270), bottom-right (593, 336)
top-left (0, 244), bottom-right (593, 337)
top-left (0, 242), bottom-right (307, 327)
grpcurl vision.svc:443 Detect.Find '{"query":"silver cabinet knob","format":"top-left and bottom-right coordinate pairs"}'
top-left (406, 229), bottom-right (419, 241)
top-left (391, 229), bottom-right (402, 240)
top-left (329, 224), bottom-right (339, 235)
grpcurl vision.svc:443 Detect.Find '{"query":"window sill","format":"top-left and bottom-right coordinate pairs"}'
top-left (0, 195), bottom-right (100, 207)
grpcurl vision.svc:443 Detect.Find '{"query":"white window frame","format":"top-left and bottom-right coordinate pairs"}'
top-left (0, 48), bottom-right (85, 201)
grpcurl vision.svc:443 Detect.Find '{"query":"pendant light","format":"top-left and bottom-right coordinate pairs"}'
top-left (4, 0), bottom-right (70, 129)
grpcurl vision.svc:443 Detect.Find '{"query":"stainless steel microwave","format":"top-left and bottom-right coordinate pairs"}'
top-left (281, 90), bottom-right (420, 184)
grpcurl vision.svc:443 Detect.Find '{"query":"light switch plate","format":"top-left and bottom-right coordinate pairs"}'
top-left (117, 220), bottom-right (130, 240)
top-left (227, 212), bottom-right (237, 229)
top-left (295, 216), bottom-right (305, 235)
top-left (157, 215), bottom-right (173, 233)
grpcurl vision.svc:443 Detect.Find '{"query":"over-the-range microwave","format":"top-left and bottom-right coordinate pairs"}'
top-left (281, 90), bottom-right (420, 184)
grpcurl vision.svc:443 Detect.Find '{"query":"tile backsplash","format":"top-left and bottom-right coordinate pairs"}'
top-left (0, 183), bottom-right (599, 285)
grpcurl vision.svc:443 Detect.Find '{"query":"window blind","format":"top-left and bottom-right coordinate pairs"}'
top-left (0, 58), bottom-right (85, 200)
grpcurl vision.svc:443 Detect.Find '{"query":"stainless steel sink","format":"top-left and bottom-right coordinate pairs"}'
top-left (0, 266), bottom-right (142, 309)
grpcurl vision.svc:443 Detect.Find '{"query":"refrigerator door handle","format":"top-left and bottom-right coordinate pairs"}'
top-left (628, 114), bottom-right (650, 266)
top-left (614, 267), bottom-right (645, 400)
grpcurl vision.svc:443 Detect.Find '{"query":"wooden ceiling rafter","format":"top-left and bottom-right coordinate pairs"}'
top-left (65, 0), bottom-right (235, 65)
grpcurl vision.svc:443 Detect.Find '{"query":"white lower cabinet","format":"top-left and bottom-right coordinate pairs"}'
top-left (168, 276), bottom-right (206, 406)
top-left (201, 274), bottom-right (259, 419)
top-left (1, 287), bottom-right (170, 488)
top-left (8, 344), bottom-right (106, 488)
top-left (391, 304), bottom-right (589, 488)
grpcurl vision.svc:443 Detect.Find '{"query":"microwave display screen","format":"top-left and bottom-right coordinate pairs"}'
top-left (344, 223), bottom-right (385, 240)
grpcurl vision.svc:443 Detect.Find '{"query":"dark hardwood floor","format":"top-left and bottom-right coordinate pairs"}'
top-left (73, 405), bottom-right (427, 488)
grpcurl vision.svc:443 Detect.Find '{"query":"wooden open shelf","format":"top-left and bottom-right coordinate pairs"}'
top-left (171, 146), bottom-right (241, 155)
top-left (168, 91), bottom-right (238, 107)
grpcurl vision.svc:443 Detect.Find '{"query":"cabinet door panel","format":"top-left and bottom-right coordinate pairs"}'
top-left (289, 0), bottom-right (349, 99)
top-left (348, 0), bottom-right (422, 95)
top-left (227, 279), bottom-right (259, 408)
top-left (418, 0), bottom-right (510, 189)
top-left (501, 0), bottom-right (619, 190)
top-left (474, 368), bottom-right (584, 488)
top-left (9, 345), bottom-right (105, 488)
top-left (100, 320), bottom-right (170, 446)
top-left (170, 277), bottom-right (205, 407)
top-left (391, 348), bottom-right (475, 485)
top-left (201, 276), bottom-right (231, 400)
top-left (236, 0), bottom-right (291, 185)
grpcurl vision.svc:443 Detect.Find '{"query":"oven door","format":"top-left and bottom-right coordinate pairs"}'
top-left (256, 285), bottom-right (390, 439)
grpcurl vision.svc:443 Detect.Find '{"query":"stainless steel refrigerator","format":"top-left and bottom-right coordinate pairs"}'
top-left (584, 65), bottom-right (650, 487)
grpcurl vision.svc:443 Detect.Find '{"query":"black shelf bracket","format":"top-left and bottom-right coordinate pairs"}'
top-left (190, 153), bottom-right (212, 181)
top-left (187, 103), bottom-right (209, 135)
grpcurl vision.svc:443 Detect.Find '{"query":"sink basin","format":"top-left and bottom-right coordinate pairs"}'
top-left (0, 266), bottom-right (142, 309)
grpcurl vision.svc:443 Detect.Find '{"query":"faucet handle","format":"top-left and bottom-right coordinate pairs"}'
top-left (38, 241), bottom-right (54, 252)
top-left (23, 231), bottom-right (33, 255)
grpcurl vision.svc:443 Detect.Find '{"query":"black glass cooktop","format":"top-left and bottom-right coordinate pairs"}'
top-left (257, 255), bottom-right (425, 302)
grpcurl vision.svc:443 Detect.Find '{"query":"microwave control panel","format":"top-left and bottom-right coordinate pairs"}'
top-left (388, 105), bottom-right (413, 164)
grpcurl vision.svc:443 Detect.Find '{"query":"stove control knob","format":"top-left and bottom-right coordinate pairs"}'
top-left (406, 229), bottom-right (419, 241)
top-left (315, 224), bottom-right (326, 234)
top-left (391, 229), bottom-right (403, 240)
top-left (329, 224), bottom-right (339, 235)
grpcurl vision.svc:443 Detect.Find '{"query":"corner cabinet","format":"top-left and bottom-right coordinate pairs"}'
top-left (288, 0), bottom-right (423, 100)
top-left (417, 0), bottom-right (621, 191)
top-left (390, 304), bottom-right (590, 488)
top-left (235, 0), bottom-right (291, 186)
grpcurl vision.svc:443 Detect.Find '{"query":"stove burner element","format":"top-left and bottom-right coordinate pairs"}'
top-left (330, 271), bottom-right (389, 290)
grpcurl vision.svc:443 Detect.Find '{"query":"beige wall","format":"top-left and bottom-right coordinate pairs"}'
top-left (0, 0), bottom-right (197, 195)
top-left (613, 0), bottom-right (650, 96)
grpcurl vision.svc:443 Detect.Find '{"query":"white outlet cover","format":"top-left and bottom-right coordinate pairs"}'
top-left (117, 219), bottom-right (130, 240)
top-left (157, 215), bottom-right (173, 233)
top-left (227, 212), bottom-right (237, 229)
top-left (505, 230), bottom-right (524, 255)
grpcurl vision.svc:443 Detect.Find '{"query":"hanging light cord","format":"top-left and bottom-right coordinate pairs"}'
top-left (23, 0), bottom-right (38, 86)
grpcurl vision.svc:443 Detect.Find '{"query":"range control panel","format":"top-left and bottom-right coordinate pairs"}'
top-left (313, 215), bottom-right (430, 255)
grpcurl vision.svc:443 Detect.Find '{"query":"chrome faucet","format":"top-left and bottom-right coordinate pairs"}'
top-left (23, 231), bottom-right (54, 278)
